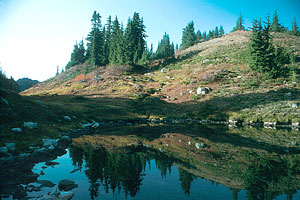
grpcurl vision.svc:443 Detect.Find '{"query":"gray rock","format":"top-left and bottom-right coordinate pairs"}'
top-left (160, 68), bottom-right (167, 73)
top-left (58, 191), bottom-right (74, 200)
top-left (58, 136), bottom-right (72, 147)
top-left (292, 103), bottom-right (298, 108)
top-left (63, 116), bottom-right (72, 121)
top-left (143, 144), bottom-right (153, 148)
top-left (43, 139), bottom-right (58, 149)
top-left (81, 121), bottom-right (99, 129)
top-left (12, 128), bottom-right (22, 132)
top-left (202, 59), bottom-right (210, 64)
top-left (5, 143), bottom-right (16, 151)
top-left (144, 73), bottom-right (153, 76)
top-left (1, 97), bottom-right (9, 105)
top-left (196, 87), bottom-right (211, 95)
top-left (36, 180), bottom-right (56, 187)
top-left (24, 122), bottom-right (38, 129)
top-left (58, 179), bottom-right (78, 191)
top-left (195, 142), bottom-right (207, 149)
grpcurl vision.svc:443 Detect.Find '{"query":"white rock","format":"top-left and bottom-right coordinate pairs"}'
top-left (202, 59), bottom-right (210, 64)
top-left (144, 73), bottom-right (153, 76)
top-left (24, 122), bottom-right (38, 129)
top-left (63, 116), bottom-right (72, 121)
top-left (160, 68), bottom-right (167, 73)
top-left (12, 128), bottom-right (22, 132)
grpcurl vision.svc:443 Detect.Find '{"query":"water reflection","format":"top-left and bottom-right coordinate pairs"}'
top-left (70, 145), bottom-right (177, 199)
top-left (69, 137), bottom-right (300, 200)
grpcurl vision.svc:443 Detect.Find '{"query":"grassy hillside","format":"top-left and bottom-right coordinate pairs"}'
top-left (22, 31), bottom-right (300, 123)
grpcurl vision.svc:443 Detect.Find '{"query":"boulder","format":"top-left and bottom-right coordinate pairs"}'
top-left (0, 147), bottom-right (8, 153)
top-left (160, 68), bottom-right (167, 73)
top-left (196, 87), bottom-right (212, 95)
top-left (58, 179), bottom-right (78, 191)
top-left (36, 180), bottom-right (56, 188)
top-left (195, 142), bottom-right (207, 149)
top-left (63, 116), bottom-right (72, 121)
top-left (11, 128), bottom-right (22, 133)
top-left (43, 139), bottom-right (58, 149)
top-left (81, 121), bottom-right (99, 129)
top-left (202, 59), bottom-right (210, 64)
top-left (36, 189), bottom-right (74, 200)
top-left (58, 136), bottom-right (72, 147)
top-left (24, 122), bottom-right (38, 129)
top-left (5, 143), bottom-right (16, 151)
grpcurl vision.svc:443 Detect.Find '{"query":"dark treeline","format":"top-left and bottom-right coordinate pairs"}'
top-left (65, 10), bottom-right (299, 71)
top-left (181, 21), bottom-right (225, 50)
top-left (66, 11), bottom-right (148, 70)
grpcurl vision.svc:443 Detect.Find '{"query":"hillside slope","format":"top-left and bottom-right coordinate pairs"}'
top-left (22, 31), bottom-right (300, 125)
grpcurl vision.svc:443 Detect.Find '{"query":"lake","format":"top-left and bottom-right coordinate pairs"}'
top-left (1, 124), bottom-right (300, 199)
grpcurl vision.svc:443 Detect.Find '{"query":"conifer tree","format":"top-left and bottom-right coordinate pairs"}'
top-left (56, 66), bottom-right (59, 76)
top-left (291, 17), bottom-right (300, 36)
top-left (196, 30), bottom-right (202, 43)
top-left (66, 40), bottom-right (86, 69)
top-left (219, 25), bottom-right (225, 36)
top-left (86, 11), bottom-right (105, 67)
top-left (232, 12), bottom-right (246, 32)
top-left (155, 32), bottom-right (174, 59)
top-left (104, 16), bottom-right (112, 64)
top-left (109, 16), bottom-right (126, 64)
top-left (202, 31), bottom-right (207, 41)
top-left (270, 10), bottom-right (284, 32)
top-left (181, 21), bottom-right (196, 50)
top-left (248, 18), bottom-right (290, 78)
top-left (124, 12), bottom-right (147, 65)
top-left (214, 26), bottom-right (219, 38)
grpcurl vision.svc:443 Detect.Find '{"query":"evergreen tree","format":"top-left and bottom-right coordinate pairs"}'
top-left (202, 31), bottom-right (207, 41)
top-left (104, 16), bottom-right (112, 64)
top-left (196, 30), bottom-right (202, 43)
top-left (124, 12), bottom-right (147, 65)
top-left (232, 12), bottom-right (246, 31)
top-left (155, 32), bottom-right (174, 59)
top-left (109, 16), bottom-right (125, 64)
top-left (214, 26), bottom-right (219, 38)
top-left (208, 30), bottom-right (214, 40)
top-left (181, 21), bottom-right (196, 50)
top-left (66, 40), bottom-right (86, 69)
top-left (248, 18), bottom-right (290, 78)
top-left (270, 10), bottom-right (284, 32)
top-left (175, 44), bottom-right (179, 52)
top-left (219, 25), bottom-right (225, 36)
top-left (291, 17), bottom-right (300, 36)
top-left (86, 11), bottom-right (105, 67)
top-left (56, 65), bottom-right (59, 76)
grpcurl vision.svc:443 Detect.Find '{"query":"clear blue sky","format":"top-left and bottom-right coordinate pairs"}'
top-left (0, 0), bottom-right (299, 81)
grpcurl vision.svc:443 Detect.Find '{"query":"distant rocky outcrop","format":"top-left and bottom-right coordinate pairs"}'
top-left (17, 78), bottom-right (39, 92)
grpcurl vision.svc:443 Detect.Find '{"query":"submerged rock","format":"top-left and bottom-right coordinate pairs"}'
top-left (58, 180), bottom-right (78, 191)
top-left (24, 122), bottom-right (38, 129)
top-left (36, 180), bottom-right (56, 188)
top-left (5, 143), bottom-right (16, 152)
top-left (63, 116), bottom-right (72, 121)
top-left (11, 128), bottom-right (22, 133)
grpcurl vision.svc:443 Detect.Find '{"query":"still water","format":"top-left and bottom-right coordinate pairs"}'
top-left (28, 145), bottom-right (299, 200)
top-left (2, 125), bottom-right (300, 199)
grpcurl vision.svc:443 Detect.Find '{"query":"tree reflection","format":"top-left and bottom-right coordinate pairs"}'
top-left (244, 158), bottom-right (298, 200)
top-left (69, 145), bottom-right (177, 199)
